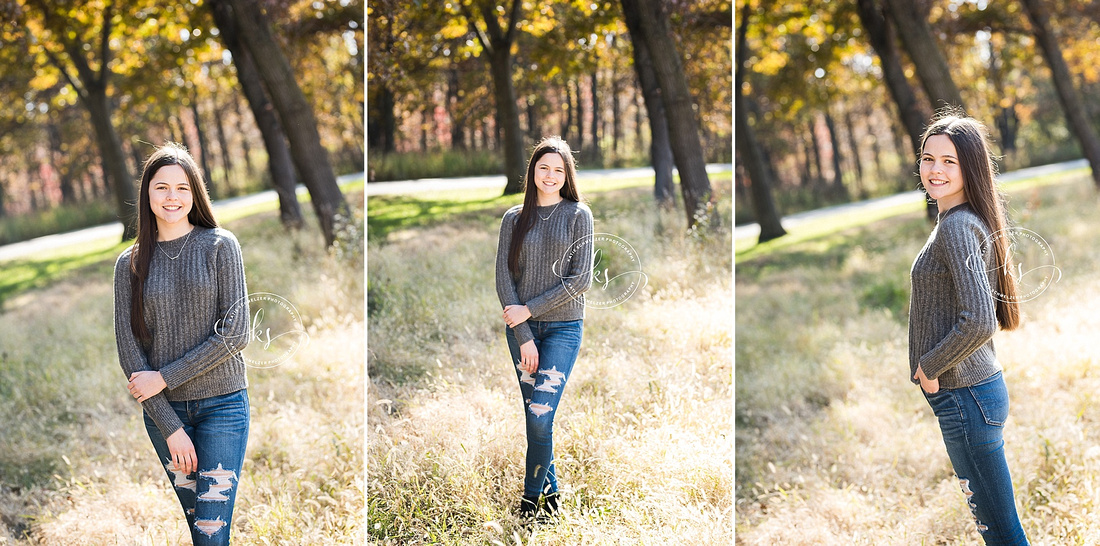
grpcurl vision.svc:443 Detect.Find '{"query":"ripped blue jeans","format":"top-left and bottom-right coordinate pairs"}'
top-left (506, 320), bottom-right (583, 499)
top-left (924, 372), bottom-right (1028, 545)
top-left (144, 389), bottom-right (249, 546)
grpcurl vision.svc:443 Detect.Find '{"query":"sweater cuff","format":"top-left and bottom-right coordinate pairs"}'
top-left (513, 322), bottom-right (534, 346)
top-left (143, 394), bottom-right (184, 439)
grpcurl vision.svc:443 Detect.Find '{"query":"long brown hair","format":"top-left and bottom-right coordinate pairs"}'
top-left (129, 143), bottom-right (219, 343)
top-left (507, 136), bottom-right (582, 277)
top-left (919, 114), bottom-right (1020, 330)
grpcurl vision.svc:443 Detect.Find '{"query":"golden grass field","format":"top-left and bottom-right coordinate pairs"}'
top-left (367, 179), bottom-right (733, 544)
top-left (736, 172), bottom-right (1100, 544)
top-left (0, 192), bottom-right (364, 545)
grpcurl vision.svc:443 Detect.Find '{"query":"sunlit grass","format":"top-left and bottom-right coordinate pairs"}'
top-left (368, 177), bottom-right (733, 544)
top-left (0, 192), bottom-right (364, 544)
top-left (736, 171), bottom-right (1100, 544)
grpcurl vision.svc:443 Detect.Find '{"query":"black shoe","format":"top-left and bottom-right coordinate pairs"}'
top-left (537, 492), bottom-right (560, 523)
top-left (518, 494), bottom-right (539, 521)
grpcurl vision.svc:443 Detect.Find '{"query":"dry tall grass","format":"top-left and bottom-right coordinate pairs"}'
top-left (736, 173), bottom-right (1100, 544)
top-left (368, 182), bottom-right (733, 544)
top-left (0, 193), bottom-right (364, 544)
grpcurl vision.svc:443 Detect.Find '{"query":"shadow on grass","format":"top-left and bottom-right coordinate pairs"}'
top-left (367, 195), bottom-right (512, 244)
top-left (0, 242), bottom-right (127, 309)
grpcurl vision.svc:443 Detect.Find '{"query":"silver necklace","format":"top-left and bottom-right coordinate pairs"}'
top-left (538, 201), bottom-right (562, 221)
top-left (158, 227), bottom-right (194, 260)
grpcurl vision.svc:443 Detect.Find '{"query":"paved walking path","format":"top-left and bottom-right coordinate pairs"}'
top-left (734, 159), bottom-right (1088, 241)
top-left (0, 172), bottom-right (363, 263)
top-left (365, 164), bottom-right (733, 196)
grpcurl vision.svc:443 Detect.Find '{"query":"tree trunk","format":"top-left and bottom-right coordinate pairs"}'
top-left (224, 0), bottom-right (347, 245)
top-left (210, 0), bottom-right (303, 229)
top-left (488, 44), bottom-right (527, 194)
top-left (211, 91), bottom-right (235, 195)
top-left (622, 0), bottom-right (674, 207)
top-left (808, 119), bottom-right (825, 192)
top-left (881, 0), bottom-right (964, 110)
top-left (461, 0), bottom-right (526, 195)
top-left (189, 98), bottom-right (217, 199)
top-left (85, 89), bottom-right (138, 239)
top-left (733, 1), bottom-right (784, 241)
top-left (447, 67), bottom-right (466, 150)
top-left (823, 109), bottom-right (848, 200)
top-left (626, 0), bottom-right (713, 228)
top-left (47, 121), bottom-right (76, 204)
top-left (526, 95), bottom-right (538, 141)
top-left (589, 69), bottom-right (601, 165)
top-left (420, 103), bottom-right (430, 152)
top-left (870, 0), bottom-right (942, 220)
top-left (573, 78), bottom-right (585, 152)
top-left (855, 0), bottom-right (928, 157)
top-left (1021, 0), bottom-right (1100, 188)
top-left (231, 91), bottom-right (255, 178)
top-left (843, 108), bottom-right (865, 198)
top-left (561, 81), bottom-right (573, 141)
top-left (611, 69), bottom-right (622, 156)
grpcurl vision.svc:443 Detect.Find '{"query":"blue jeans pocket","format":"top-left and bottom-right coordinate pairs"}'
top-left (968, 372), bottom-right (1009, 427)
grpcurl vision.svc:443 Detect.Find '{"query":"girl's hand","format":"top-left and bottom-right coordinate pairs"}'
top-left (914, 365), bottom-right (940, 394)
top-left (519, 340), bottom-right (539, 374)
top-left (503, 305), bottom-right (532, 329)
top-left (166, 428), bottom-right (197, 475)
top-left (128, 371), bottom-right (167, 403)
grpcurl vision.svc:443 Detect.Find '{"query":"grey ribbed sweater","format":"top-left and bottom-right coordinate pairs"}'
top-left (113, 227), bottom-right (250, 438)
top-left (908, 203), bottom-right (1001, 389)
top-left (495, 200), bottom-right (594, 345)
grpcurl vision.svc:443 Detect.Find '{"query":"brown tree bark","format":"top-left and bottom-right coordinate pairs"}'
top-left (823, 109), bottom-right (849, 200)
top-left (461, 0), bottom-right (526, 195)
top-left (623, 1), bottom-right (675, 207)
top-left (881, 0), bottom-right (964, 110)
top-left (843, 108), bottom-right (866, 198)
top-left (210, 0), bottom-right (304, 230)
top-left (446, 67), bottom-right (467, 151)
top-left (224, 0), bottom-right (347, 245)
top-left (210, 89), bottom-right (235, 195)
top-left (625, 0), bottom-right (714, 228)
top-left (189, 97), bottom-right (217, 199)
top-left (1021, 0), bottom-right (1100, 188)
top-left (573, 78), bottom-right (585, 152)
top-left (734, 2), bottom-right (784, 242)
top-left (854, 0), bottom-right (928, 151)
top-left (589, 70), bottom-right (601, 164)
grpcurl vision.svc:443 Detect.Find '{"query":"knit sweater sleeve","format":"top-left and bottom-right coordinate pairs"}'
top-left (156, 233), bottom-right (251, 390)
top-left (495, 208), bottom-right (534, 345)
top-left (113, 250), bottom-right (185, 438)
top-left (919, 215), bottom-right (999, 380)
top-left (523, 205), bottom-right (594, 318)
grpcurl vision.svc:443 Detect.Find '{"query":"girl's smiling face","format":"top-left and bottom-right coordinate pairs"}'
top-left (148, 164), bottom-right (193, 228)
top-left (920, 134), bottom-right (967, 211)
top-left (533, 152), bottom-right (566, 203)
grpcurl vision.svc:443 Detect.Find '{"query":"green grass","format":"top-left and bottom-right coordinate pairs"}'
top-left (0, 190), bottom-right (364, 544)
top-left (736, 170), bottom-right (1100, 544)
top-left (368, 177), bottom-right (733, 543)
